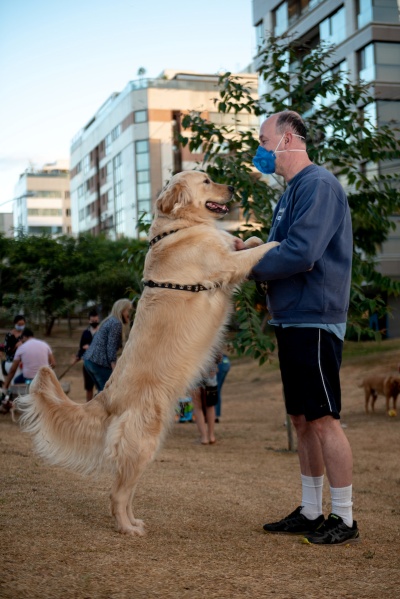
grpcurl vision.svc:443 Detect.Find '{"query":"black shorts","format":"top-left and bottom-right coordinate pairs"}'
top-left (275, 326), bottom-right (343, 421)
top-left (83, 364), bottom-right (95, 391)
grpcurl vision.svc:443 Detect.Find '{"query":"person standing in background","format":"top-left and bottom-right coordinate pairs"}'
top-left (74, 309), bottom-right (100, 401)
top-left (83, 299), bottom-right (132, 392)
top-left (215, 354), bottom-right (231, 422)
top-left (2, 314), bottom-right (26, 384)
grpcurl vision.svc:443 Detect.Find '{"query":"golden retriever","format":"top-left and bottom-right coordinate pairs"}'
top-left (15, 170), bottom-right (278, 536)
top-left (360, 374), bottom-right (400, 414)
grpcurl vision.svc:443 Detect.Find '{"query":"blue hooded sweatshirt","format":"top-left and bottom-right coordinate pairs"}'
top-left (251, 164), bottom-right (353, 324)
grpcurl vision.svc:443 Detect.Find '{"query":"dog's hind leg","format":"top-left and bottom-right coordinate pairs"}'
top-left (110, 469), bottom-right (146, 536)
top-left (110, 438), bottom-right (159, 536)
top-left (126, 483), bottom-right (144, 528)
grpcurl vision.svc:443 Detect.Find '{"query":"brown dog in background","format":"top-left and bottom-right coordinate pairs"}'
top-left (360, 374), bottom-right (400, 414)
top-left (15, 171), bottom-right (278, 536)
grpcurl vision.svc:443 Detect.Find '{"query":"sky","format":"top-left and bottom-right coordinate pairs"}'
top-left (0, 0), bottom-right (255, 213)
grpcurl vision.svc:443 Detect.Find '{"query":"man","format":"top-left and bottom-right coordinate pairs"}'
top-left (3, 328), bottom-right (55, 389)
top-left (249, 110), bottom-right (358, 545)
top-left (73, 309), bottom-right (100, 401)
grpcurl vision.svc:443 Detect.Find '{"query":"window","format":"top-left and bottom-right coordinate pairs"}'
top-left (135, 140), bottom-right (151, 218)
top-left (113, 152), bottom-right (124, 235)
top-left (359, 43), bottom-right (375, 81)
top-left (319, 7), bottom-right (346, 46)
top-left (105, 133), bottom-right (112, 156)
top-left (359, 42), bottom-right (400, 83)
top-left (274, 2), bottom-right (288, 36)
top-left (273, 0), bottom-right (325, 34)
top-left (111, 124), bottom-right (121, 141)
top-left (134, 110), bottom-right (148, 123)
top-left (375, 42), bottom-right (400, 82)
top-left (83, 154), bottom-right (90, 175)
top-left (357, 0), bottom-right (399, 29)
top-left (27, 208), bottom-right (63, 216)
top-left (363, 102), bottom-right (377, 132)
top-left (255, 20), bottom-right (264, 49)
top-left (29, 190), bottom-right (63, 198)
top-left (28, 226), bottom-right (62, 235)
top-left (320, 61), bottom-right (349, 107)
top-left (377, 100), bottom-right (400, 126)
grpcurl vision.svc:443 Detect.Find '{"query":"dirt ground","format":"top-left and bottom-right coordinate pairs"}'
top-left (1, 325), bottom-right (400, 599)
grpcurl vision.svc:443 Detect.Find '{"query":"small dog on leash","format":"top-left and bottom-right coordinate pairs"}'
top-left (359, 374), bottom-right (400, 414)
top-left (15, 171), bottom-right (278, 536)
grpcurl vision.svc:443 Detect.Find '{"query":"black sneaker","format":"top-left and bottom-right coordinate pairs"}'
top-left (303, 513), bottom-right (360, 545)
top-left (263, 506), bottom-right (324, 535)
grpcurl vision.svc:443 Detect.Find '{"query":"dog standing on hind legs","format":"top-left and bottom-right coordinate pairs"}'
top-left (15, 171), bottom-right (279, 536)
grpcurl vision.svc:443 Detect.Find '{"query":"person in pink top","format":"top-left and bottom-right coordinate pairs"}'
top-left (3, 328), bottom-right (56, 390)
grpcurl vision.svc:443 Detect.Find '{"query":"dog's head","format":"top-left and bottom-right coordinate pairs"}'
top-left (155, 171), bottom-right (234, 221)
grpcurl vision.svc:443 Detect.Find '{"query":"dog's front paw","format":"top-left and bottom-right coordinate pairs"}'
top-left (244, 236), bottom-right (263, 248)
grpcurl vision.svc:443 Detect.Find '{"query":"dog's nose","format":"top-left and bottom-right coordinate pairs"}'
top-left (228, 185), bottom-right (235, 193)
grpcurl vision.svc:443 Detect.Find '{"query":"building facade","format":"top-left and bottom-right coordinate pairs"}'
top-left (253, 0), bottom-right (400, 143)
top-left (0, 213), bottom-right (14, 237)
top-left (69, 69), bottom-right (259, 239)
top-left (13, 161), bottom-right (71, 236)
top-left (253, 0), bottom-right (400, 336)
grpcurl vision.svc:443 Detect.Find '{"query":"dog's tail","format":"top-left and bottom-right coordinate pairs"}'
top-left (15, 366), bottom-right (109, 475)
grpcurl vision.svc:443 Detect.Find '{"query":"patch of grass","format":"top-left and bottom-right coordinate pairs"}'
top-left (343, 338), bottom-right (400, 360)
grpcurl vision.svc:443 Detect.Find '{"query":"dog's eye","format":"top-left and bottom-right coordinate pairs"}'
top-left (204, 178), bottom-right (211, 184)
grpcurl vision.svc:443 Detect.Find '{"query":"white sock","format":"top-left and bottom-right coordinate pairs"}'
top-left (330, 485), bottom-right (353, 527)
top-left (300, 474), bottom-right (324, 520)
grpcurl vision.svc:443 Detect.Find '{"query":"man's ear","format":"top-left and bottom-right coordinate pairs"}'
top-left (156, 180), bottom-right (192, 215)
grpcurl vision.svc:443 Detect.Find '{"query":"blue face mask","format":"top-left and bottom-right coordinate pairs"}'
top-left (252, 133), bottom-right (306, 174)
top-left (252, 145), bottom-right (277, 175)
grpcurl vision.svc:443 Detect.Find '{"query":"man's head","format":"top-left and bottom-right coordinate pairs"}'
top-left (21, 327), bottom-right (34, 341)
top-left (257, 111), bottom-right (309, 180)
top-left (88, 309), bottom-right (99, 328)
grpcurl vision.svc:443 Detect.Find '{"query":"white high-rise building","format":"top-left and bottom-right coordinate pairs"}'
top-left (13, 161), bottom-right (71, 236)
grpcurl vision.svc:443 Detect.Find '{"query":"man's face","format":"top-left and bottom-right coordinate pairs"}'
top-left (89, 318), bottom-right (99, 328)
top-left (259, 117), bottom-right (285, 175)
top-left (259, 117), bottom-right (281, 152)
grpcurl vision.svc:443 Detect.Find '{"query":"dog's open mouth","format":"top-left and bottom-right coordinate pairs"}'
top-left (205, 201), bottom-right (229, 215)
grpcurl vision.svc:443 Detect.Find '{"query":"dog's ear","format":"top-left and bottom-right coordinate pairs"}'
top-left (156, 180), bottom-right (192, 215)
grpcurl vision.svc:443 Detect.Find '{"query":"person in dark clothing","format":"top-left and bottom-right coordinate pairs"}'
top-left (2, 314), bottom-right (26, 383)
top-left (247, 110), bottom-right (358, 545)
top-left (74, 309), bottom-right (100, 401)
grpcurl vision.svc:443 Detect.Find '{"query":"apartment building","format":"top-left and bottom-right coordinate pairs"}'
top-left (69, 69), bottom-right (259, 239)
top-left (253, 0), bottom-right (400, 335)
top-left (13, 161), bottom-right (71, 236)
top-left (0, 213), bottom-right (14, 237)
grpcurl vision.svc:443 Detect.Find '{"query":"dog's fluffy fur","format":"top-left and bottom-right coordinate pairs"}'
top-left (15, 171), bottom-right (278, 536)
top-left (359, 374), bottom-right (400, 414)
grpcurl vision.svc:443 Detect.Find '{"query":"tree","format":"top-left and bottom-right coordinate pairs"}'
top-left (1, 233), bottom-right (147, 335)
top-left (179, 34), bottom-right (400, 362)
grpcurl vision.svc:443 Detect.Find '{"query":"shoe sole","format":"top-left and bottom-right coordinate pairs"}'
top-left (301, 534), bottom-right (361, 546)
top-left (264, 529), bottom-right (321, 536)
